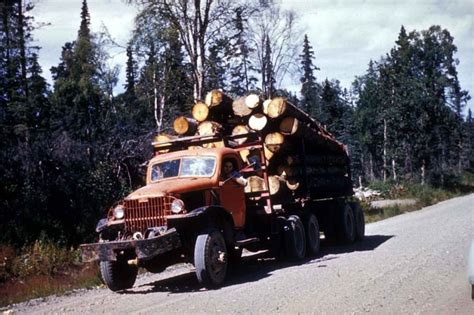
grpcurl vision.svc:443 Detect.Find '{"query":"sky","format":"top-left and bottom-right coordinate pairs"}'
top-left (32, 0), bottom-right (474, 113)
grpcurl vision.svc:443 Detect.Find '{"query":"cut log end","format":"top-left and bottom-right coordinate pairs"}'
top-left (264, 132), bottom-right (285, 153)
top-left (153, 134), bottom-right (177, 153)
top-left (205, 89), bottom-right (232, 108)
top-left (279, 116), bottom-right (299, 135)
top-left (192, 102), bottom-right (209, 122)
top-left (245, 94), bottom-right (261, 109)
top-left (197, 121), bottom-right (223, 136)
top-left (231, 125), bottom-right (249, 145)
top-left (245, 175), bottom-right (266, 193)
top-left (267, 97), bottom-right (287, 118)
top-left (232, 96), bottom-right (253, 117)
top-left (248, 113), bottom-right (268, 131)
top-left (173, 116), bottom-right (197, 135)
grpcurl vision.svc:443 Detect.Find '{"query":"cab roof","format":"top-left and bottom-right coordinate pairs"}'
top-left (149, 147), bottom-right (239, 164)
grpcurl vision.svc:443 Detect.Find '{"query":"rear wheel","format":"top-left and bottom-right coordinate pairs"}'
top-left (284, 215), bottom-right (306, 260)
top-left (100, 258), bottom-right (137, 292)
top-left (351, 202), bottom-right (365, 241)
top-left (194, 229), bottom-right (228, 287)
top-left (304, 214), bottom-right (320, 256)
top-left (339, 203), bottom-right (356, 244)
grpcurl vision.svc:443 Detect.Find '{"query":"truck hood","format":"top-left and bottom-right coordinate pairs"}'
top-left (125, 177), bottom-right (217, 200)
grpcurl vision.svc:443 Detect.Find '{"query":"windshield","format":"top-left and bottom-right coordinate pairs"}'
top-left (151, 156), bottom-right (216, 181)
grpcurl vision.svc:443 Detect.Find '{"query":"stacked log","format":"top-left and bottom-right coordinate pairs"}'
top-left (155, 89), bottom-right (352, 200)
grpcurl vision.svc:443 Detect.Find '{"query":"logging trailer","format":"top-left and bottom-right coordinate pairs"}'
top-left (80, 93), bottom-right (365, 291)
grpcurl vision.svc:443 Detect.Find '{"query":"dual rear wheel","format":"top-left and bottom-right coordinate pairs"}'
top-left (284, 214), bottom-right (321, 260)
top-left (325, 201), bottom-right (365, 244)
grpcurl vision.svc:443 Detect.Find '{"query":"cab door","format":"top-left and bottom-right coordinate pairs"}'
top-left (219, 156), bottom-right (246, 229)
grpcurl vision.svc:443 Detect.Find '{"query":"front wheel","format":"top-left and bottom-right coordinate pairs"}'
top-left (194, 229), bottom-right (228, 287)
top-left (100, 259), bottom-right (137, 292)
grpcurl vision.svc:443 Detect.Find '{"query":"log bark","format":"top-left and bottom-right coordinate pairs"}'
top-left (262, 99), bottom-right (271, 115)
top-left (248, 113), bottom-right (268, 131)
top-left (173, 116), bottom-right (198, 135)
top-left (192, 101), bottom-right (209, 122)
top-left (232, 96), bottom-right (253, 117)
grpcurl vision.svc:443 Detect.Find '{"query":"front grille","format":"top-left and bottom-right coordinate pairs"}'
top-left (124, 196), bottom-right (173, 233)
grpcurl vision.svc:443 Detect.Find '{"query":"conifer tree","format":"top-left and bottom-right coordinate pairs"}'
top-left (262, 35), bottom-right (275, 98)
top-left (299, 34), bottom-right (320, 117)
top-left (228, 8), bottom-right (257, 96)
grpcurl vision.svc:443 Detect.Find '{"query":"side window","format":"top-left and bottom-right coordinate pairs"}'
top-left (221, 157), bottom-right (238, 180)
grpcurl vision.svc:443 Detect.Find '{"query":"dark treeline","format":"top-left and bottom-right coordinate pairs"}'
top-left (0, 0), bottom-right (472, 247)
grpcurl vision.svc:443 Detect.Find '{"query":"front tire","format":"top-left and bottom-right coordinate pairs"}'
top-left (100, 259), bottom-right (137, 292)
top-left (194, 229), bottom-right (228, 287)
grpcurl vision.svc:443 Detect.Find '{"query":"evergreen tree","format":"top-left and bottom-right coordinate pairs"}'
top-left (124, 44), bottom-right (137, 104)
top-left (228, 7), bottom-right (257, 96)
top-left (205, 38), bottom-right (229, 91)
top-left (262, 35), bottom-right (275, 98)
top-left (299, 34), bottom-right (320, 117)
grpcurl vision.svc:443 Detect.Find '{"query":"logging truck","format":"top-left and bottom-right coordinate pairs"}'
top-left (80, 91), bottom-right (365, 291)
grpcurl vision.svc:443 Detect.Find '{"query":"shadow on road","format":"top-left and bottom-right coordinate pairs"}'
top-left (125, 234), bottom-right (394, 295)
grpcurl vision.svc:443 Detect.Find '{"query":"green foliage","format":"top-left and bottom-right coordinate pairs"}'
top-left (352, 25), bottom-right (470, 185)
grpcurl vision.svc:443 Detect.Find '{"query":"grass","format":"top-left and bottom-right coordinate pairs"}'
top-left (363, 170), bottom-right (474, 223)
top-left (0, 241), bottom-right (102, 307)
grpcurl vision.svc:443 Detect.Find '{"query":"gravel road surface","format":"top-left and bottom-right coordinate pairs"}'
top-left (5, 193), bottom-right (474, 314)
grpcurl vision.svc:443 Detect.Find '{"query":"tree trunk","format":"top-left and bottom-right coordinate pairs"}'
top-left (392, 159), bottom-right (397, 182)
top-left (383, 118), bottom-right (387, 182)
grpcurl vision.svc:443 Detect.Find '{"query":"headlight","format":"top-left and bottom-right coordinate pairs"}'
top-left (171, 199), bottom-right (184, 214)
top-left (113, 205), bottom-right (125, 219)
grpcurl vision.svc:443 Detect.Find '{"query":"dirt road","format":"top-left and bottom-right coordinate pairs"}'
top-left (7, 194), bottom-right (474, 314)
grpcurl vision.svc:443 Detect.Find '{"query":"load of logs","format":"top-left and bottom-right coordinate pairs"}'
top-left (157, 89), bottom-right (353, 200)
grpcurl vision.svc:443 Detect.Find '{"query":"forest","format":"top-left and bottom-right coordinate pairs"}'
top-left (1, 0), bottom-right (473, 249)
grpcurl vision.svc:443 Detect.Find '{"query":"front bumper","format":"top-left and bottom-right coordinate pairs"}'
top-left (80, 228), bottom-right (182, 262)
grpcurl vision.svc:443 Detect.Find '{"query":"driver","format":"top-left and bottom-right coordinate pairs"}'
top-left (221, 159), bottom-right (247, 186)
